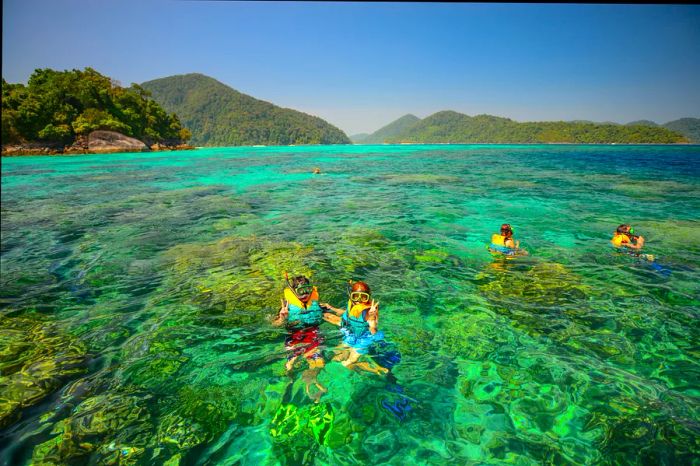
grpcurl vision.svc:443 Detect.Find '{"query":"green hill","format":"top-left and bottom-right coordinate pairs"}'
top-left (662, 118), bottom-right (700, 143)
top-left (626, 120), bottom-right (658, 127)
top-left (360, 114), bottom-right (421, 144)
top-left (381, 110), bottom-right (688, 144)
top-left (141, 73), bottom-right (350, 146)
top-left (2, 67), bottom-right (189, 147)
top-left (350, 133), bottom-right (370, 143)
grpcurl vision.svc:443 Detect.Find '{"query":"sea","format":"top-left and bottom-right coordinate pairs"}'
top-left (1, 144), bottom-right (699, 464)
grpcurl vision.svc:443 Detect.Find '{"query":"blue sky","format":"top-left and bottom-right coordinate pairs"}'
top-left (3, 1), bottom-right (700, 134)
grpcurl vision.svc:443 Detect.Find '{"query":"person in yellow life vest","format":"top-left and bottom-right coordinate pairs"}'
top-left (611, 224), bottom-right (646, 250)
top-left (272, 275), bottom-right (329, 402)
top-left (488, 223), bottom-right (527, 256)
top-left (322, 281), bottom-right (388, 375)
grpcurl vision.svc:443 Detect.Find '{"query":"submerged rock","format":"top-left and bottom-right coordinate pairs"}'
top-left (162, 235), bottom-right (316, 324)
top-left (479, 262), bottom-right (591, 307)
top-left (0, 315), bottom-right (87, 429)
top-left (31, 392), bottom-right (152, 464)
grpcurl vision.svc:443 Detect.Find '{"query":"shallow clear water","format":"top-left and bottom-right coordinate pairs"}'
top-left (1, 144), bottom-right (699, 465)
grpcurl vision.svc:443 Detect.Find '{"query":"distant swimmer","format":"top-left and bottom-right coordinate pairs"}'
top-left (488, 223), bottom-right (528, 256)
top-left (312, 167), bottom-right (321, 174)
top-left (611, 224), bottom-right (654, 261)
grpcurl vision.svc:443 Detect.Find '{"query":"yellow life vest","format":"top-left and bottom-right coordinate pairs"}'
top-left (284, 286), bottom-right (320, 310)
top-left (611, 233), bottom-right (631, 247)
top-left (284, 286), bottom-right (322, 328)
top-left (492, 234), bottom-right (515, 248)
top-left (491, 234), bottom-right (506, 246)
top-left (342, 300), bottom-right (372, 337)
top-left (347, 299), bottom-right (371, 319)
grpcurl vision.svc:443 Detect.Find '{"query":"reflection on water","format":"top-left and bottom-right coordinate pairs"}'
top-left (1, 144), bottom-right (699, 464)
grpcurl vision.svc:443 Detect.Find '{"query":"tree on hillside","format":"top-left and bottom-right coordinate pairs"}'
top-left (1, 68), bottom-right (191, 146)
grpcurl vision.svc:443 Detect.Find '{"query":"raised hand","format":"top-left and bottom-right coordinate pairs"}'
top-left (368, 300), bottom-right (379, 320)
top-left (279, 299), bottom-right (289, 319)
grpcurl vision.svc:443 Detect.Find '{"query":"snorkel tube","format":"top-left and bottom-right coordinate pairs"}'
top-left (284, 272), bottom-right (300, 301)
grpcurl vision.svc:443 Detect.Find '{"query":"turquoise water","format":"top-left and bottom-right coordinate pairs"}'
top-left (1, 144), bottom-right (699, 465)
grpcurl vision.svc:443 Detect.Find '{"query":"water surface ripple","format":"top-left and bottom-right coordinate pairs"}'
top-left (1, 144), bottom-right (699, 464)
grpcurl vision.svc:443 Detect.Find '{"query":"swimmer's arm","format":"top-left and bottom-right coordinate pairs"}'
top-left (368, 317), bottom-right (378, 335)
top-left (271, 313), bottom-right (286, 327)
top-left (323, 313), bottom-right (342, 326)
top-left (624, 236), bottom-right (645, 249)
top-left (271, 300), bottom-right (288, 327)
top-left (504, 238), bottom-right (518, 249)
top-left (367, 300), bottom-right (379, 335)
top-left (320, 303), bottom-right (345, 315)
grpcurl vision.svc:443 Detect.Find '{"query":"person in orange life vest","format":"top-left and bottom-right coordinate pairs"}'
top-left (611, 224), bottom-right (645, 250)
top-left (322, 281), bottom-right (388, 375)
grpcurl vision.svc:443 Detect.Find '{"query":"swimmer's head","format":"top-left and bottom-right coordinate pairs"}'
top-left (349, 281), bottom-right (371, 303)
top-left (290, 275), bottom-right (313, 301)
top-left (500, 223), bottom-right (513, 237)
top-left (616, 224), bottom-right (631, 235)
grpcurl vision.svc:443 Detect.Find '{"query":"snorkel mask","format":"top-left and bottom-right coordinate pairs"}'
top-left (347, 280), bottom-right (371, 303)
top-left (350, 291), bottom-right (371, 303)
top-left (295, 284), bottom-right (314, 296)
top-left (285, 272), bottom-right (313, 300)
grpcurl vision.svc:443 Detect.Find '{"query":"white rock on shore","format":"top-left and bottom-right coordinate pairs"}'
top-left (88, 130), bottom-right (148, 153)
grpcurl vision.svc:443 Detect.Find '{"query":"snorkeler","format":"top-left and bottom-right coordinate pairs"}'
top-left (272, 274), bottom-right (328, 401)
top-left (611, 224), bottom-right (654, 261)
top-left (322, 281), bottom-right (388, 375)
top-left (488, 223), bottom-right (528, 256)
top-left (611, 224), bottom-right (645, 250)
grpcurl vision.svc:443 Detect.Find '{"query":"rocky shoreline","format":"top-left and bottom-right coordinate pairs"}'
top-left (2, 130), bottom-right (195, 156)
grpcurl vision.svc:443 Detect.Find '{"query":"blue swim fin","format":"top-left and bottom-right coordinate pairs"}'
top-left (381, 383), bottom-right (413, 421)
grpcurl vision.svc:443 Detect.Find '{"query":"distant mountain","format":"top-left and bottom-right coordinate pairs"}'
top-left (141, 73), bottom-right (350, 146)
top-left (570, 120), bottom-right (621, 126)
top-left (626, 120), bottom-right (658, 127)
top-left (379, 110), bottom-right (688, 144)
top-left (360, 114), bottom-right (421, 144)
top-left (350, 133), bottom-right (370, 143)
top-left (662, 118), bottom-right (700, 143)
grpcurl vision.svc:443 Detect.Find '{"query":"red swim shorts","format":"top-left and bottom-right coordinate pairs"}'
top-left (285, 326), bottom-right (323, 360)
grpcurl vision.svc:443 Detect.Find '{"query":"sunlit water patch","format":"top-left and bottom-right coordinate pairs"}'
top-left (1, 144), bottom-right (699, 464)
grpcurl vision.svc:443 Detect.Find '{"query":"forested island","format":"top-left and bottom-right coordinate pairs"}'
top-left (141, 73), bottom-right (351, 146)
top-left (3, 68), bottom-right (696, 155)
top-left (2, 68), bottom-right (194, 155)
top-left (353, 112), bottom-right (697, 144)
